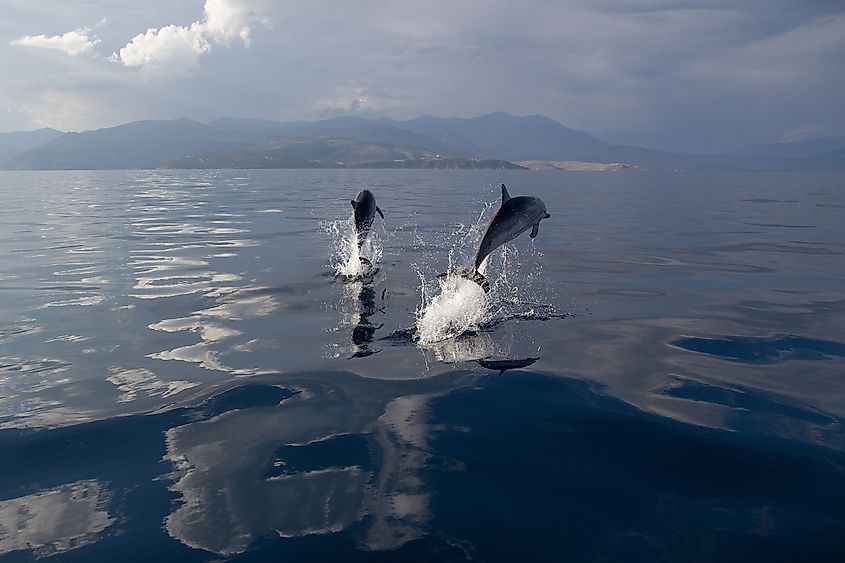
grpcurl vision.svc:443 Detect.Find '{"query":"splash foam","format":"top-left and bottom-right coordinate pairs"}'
top-left (415, 273), bottom-right (490, 345)
top-left (326, 216), bottom-right (382, 279)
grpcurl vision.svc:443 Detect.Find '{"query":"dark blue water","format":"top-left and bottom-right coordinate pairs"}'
top-left (0, 170), bottom-right (843, 561)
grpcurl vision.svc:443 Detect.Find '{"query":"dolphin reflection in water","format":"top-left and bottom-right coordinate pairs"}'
top-left (350, 285), bottom-right (385, 358)
top-left (476, 356), bottom-right (540, 375)
top-left (464, 184), bottom-right (550, 292)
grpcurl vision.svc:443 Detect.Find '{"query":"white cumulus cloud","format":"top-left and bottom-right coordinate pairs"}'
top-left (110, 0), bottom-right (270, 71)
top-left (203, 0), bottom-right (265, 46)
top-left (10, 28), bottom-right (100, 56)
top-left (110, 23), bottom-right (211, 69)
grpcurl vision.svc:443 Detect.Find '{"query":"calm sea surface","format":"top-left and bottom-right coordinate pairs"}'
top-left (0, 169), bottom-right (843, 561)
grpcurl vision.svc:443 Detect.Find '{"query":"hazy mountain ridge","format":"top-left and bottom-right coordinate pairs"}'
top-left (161, 137), bottom-right (524, 170)
top-left (0, 128), bottom-right (64, 168)
top-left (397, 112), bottom-right (608, 160)
top-left (7, 113), bottom-right (588, 170)
top-left (3, 113), bottom-right (844, 171)
top-left (6, 119), bottom-right (237, 170)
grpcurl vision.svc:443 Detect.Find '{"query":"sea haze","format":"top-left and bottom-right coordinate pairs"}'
top-left (0, 169), bottom-right (843, 561)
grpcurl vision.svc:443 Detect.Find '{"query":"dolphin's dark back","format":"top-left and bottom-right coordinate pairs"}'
top-left (350, 190), bottom-right (384, 255)
top-left (352, 190), bottom-right (377, 236)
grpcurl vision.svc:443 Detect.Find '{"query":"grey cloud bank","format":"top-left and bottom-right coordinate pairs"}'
top-left (2, 0), bottom-right (843, 152)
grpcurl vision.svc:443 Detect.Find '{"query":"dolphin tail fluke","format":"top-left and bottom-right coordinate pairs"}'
top-left (376, 206), bottom-right (384, 219)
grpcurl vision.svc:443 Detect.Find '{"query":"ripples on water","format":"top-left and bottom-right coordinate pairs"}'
top-left (0, 170), bottom-right (843, 561)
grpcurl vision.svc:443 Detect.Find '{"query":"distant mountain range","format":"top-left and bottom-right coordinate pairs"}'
top-left (0, 128), bottom-right (63, 167)
top-left (2, 114), bottom-right (844, 171)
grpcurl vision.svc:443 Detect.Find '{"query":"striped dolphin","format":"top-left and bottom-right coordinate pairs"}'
top-left (466, 184), bottom-right (550, 292)
top-left (350, 189), bottom-right (384, 265)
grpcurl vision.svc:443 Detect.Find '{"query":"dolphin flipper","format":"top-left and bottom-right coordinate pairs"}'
top-left (351, 200), bottom-right (358, 208)
top-left (530, 222), bottom-right (540, 239)
top-left (376, 206), bottom-right (384, 219)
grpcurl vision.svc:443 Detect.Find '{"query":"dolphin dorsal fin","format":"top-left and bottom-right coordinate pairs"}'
top-left (501, 184), bottom-right (511, 204)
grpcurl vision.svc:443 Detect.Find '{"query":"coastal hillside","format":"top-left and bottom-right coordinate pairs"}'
top-left (4, 113), bottom-right (844, 171)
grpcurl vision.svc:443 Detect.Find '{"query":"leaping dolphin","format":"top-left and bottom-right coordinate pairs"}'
top-left (466, 184), bottom-right (550, 292)
top-left (350, 189), bottom-right (384, 265)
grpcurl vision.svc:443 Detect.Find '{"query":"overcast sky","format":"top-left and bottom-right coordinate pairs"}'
top-left (2, 0), bottom-right (843, 152)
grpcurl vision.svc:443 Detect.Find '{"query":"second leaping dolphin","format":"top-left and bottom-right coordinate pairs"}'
top-left (351, 189), bottom-right (384, 265)
top-left (465, 184), bottom-right (550, 292)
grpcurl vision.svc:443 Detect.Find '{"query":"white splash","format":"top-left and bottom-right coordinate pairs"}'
top-left (411, 196), bottom-right (496, 345)
top-left (326, 216), bottom-right (382, 279)
top-left (415, 273), bottom-right (490, 345)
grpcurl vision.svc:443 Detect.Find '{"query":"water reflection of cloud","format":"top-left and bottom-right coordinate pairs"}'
top-left (149, 317), bottom-right (241, 342)
top-left (149, 342), bottom-right (229, 373)
top-left (0, 170), bottom-right (286, 428)
top-left (197, 291), bottom-right (279, 320)
top-left (162, 373), bottom-right (471, 556)
top-left (41, 295), bottom-right (106, 308)
top-left (365, 393), bottom-right (436, 551)
top-left (0, 323), bottom-right (41, 342)
top-left (107, 366), bottom-right (198, 403)
top-left (424, 332), bottom-right (496, 364)
top-left (147, 287), bottom-right (280, 376)
top-left (163, 384), bottom-right (369, 555)
top-left (538, 315), bottom-right (845, 448)
top-left (0, 357), bottom-right (70, 395)
top-left (0, 480), bottom-right (113, 558)
top-left (44, 334), bottom-right (90, 344)
top-left (131, 272), bottom-right (242, 299)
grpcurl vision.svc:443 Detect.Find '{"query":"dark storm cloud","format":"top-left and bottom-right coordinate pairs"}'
top-left (2, 0), bottom-right (843, 152)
